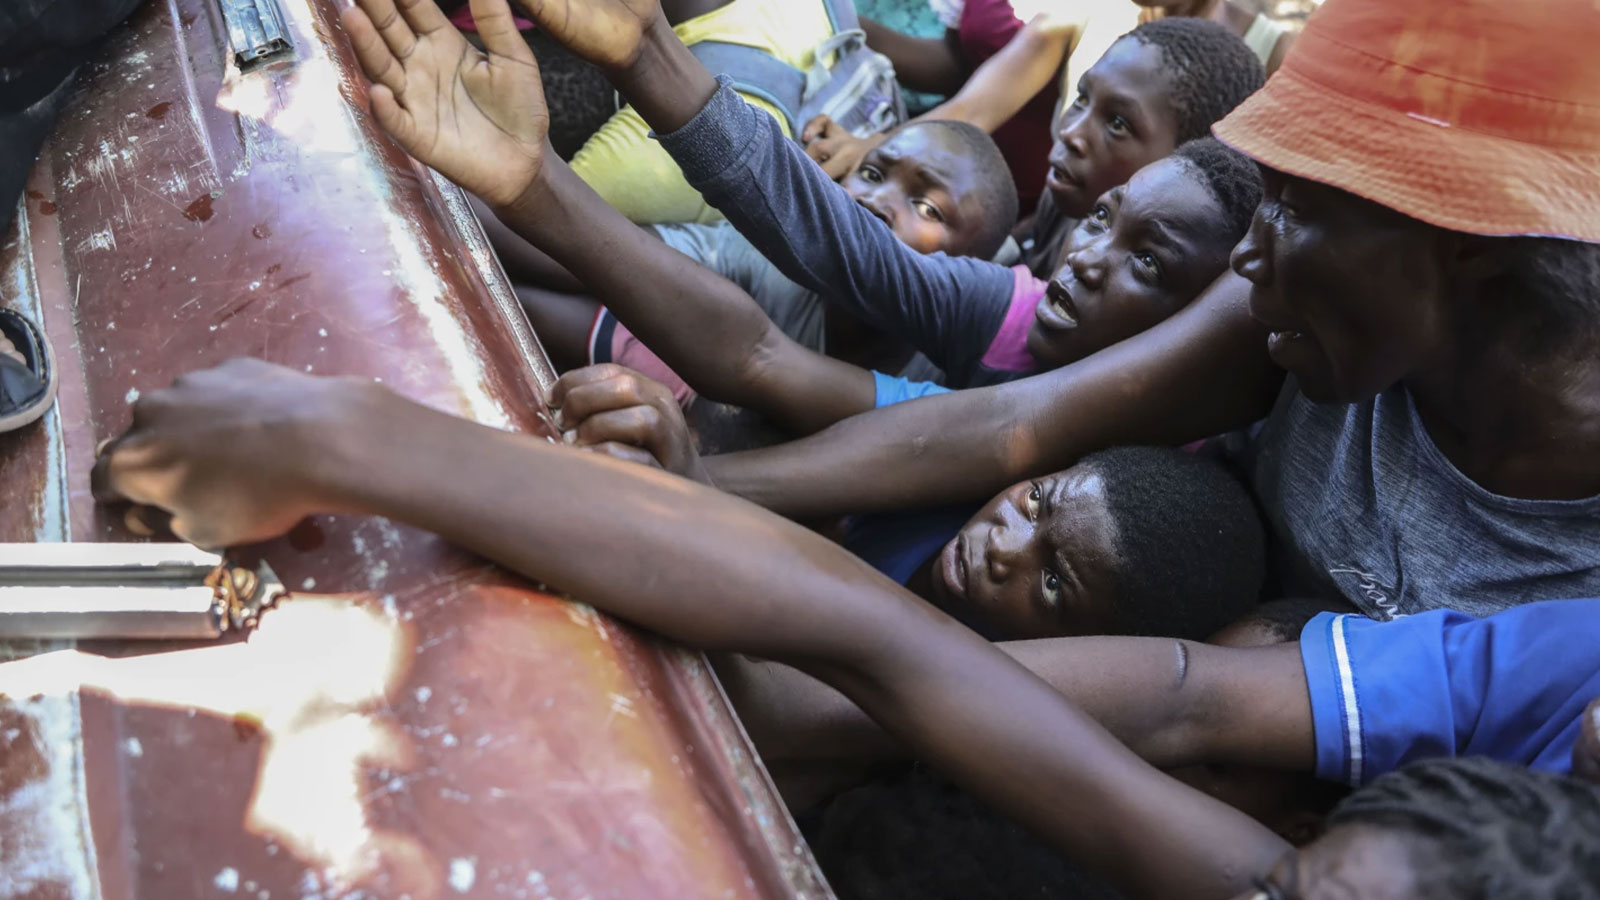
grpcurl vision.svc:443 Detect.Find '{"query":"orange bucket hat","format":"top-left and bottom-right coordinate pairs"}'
top-left (1212, 0), bottom-right (1600, 242)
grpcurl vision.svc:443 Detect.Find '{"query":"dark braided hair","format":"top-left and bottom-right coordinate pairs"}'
top-left (1122, 17), bottom-right (1265, 142)
top-left (897, 119), bottom-right (1020, 260)
top-left (1328, 757), bottom-right (1600, 899)
top-left (1086, 446), bottom-right (1266, 640)
top-left (1171, 137), bottom-right (1264, 244)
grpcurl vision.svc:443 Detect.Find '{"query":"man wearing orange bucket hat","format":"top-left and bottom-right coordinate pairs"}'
top-left (90, 0), bottom-right (1600, 896)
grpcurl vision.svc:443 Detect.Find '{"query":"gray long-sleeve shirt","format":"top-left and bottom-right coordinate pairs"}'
top-left (658, 78), bottom-right (1033, 388)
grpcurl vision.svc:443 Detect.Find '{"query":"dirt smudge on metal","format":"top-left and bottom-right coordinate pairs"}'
top-left (182, 193), bottom-right (215, 222)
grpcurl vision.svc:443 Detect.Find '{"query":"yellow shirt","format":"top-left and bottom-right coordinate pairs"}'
top-left (570, 0), bottom-right (836, 225)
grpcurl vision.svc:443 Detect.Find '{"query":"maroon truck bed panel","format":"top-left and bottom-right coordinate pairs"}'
top-left (0, 1), bottom-right (829, 897)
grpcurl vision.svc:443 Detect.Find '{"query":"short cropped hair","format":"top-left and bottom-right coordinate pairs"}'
top-left (901, 119), bottom-right (1019, 260)
top-left (1171, 137), bottom-right (1264, 244)
top-left (1123, 18), bottom-right (1265, 143)
top-left (1329, 757), bottom-right (1600, 899)
top-left (1483, 235), bottom-right (1600, 355)
top-left (1085, 446), bottom-right (1266, 640)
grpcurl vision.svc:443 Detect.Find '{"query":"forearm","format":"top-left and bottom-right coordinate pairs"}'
top-left (469, 194), bottom-right (587, 293)
top-left (728, 638), bottom-right (1313, 772)
top-left (495, 154), bottom-right (866, 428)
top-left (860, 18), bottom-right (968, 95)
top-left (607, 29), bottom-right (1014, 370)
top-left (919, 18), bottom-right (1072, 133)
top-left (705, 274), bottom-right (1282, 518)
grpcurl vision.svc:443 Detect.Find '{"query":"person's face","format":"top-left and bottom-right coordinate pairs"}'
top-left (1047, 38), bottom-right (1182, 219)
top-left (842, 125), bottom-right (988, 257)
top-left (1229, 825), bottom-right (1430, 900)
top-left (1231, 167), bottom-right (1461, 404)
top-left (930, 466), bottom-right (1119, 640)
top-left (1027, 156), bottom-right (1235, 369)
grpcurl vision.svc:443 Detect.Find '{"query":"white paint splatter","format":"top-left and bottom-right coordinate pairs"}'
top-left (440, 733), bottom-right (458, 748)
top-left (214, 867), bottom-right (240, 892)
top-left (125, 387), bottom-right (140, 404)
top-left (414, 686), bottom-right (432, 704)
top-left (124, 737), bottom-right (143, 758)
top-left (448, 858), bottom-right (476, 893)
top-left (300, 577), bottom-right (316, 590)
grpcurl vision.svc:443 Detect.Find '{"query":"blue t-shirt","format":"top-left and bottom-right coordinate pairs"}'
top-left (842, 373), bottom-right (967, 584)
top-left (1300, 598), bottom-right (1600, 786)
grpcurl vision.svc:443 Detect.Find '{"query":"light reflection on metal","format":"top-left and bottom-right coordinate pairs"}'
top-left (218, 0), bottom-right (292, 68)
top-left (0, 544), bottom-right (284, 639)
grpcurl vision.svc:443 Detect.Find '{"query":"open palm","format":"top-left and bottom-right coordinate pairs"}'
top-left (343, 0), bottom-right (548, 207)
top-left (513, 0), bottom-right (662, 72)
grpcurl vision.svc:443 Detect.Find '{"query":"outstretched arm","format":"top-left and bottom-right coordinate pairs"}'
top-left (343, 0), bottom-right (874, 434)
top-left (514, 0), bottom-right (1019, 384)
top-left (95, 358), bottom-right (1291, 900)
top-left (720, 640), bottom-right (1311, 773)
top-left (702, 271), bottom-right (1284, 518)
top-left (806, 13), bottom-right (1077, 181)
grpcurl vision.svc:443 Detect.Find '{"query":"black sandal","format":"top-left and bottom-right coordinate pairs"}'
top-left (0, 308), bottom-right (57, 433)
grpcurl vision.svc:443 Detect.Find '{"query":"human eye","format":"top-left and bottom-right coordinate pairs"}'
top-left (1026, 483), bottom-right (1042, 519)
top-left (1071, 90), bottom-right (1088, 108)
top-left (1107, 114), bottom-right (1131, 136)
top-left (858, 165), bottom-right (883, 183)
top-left (1134, 250), bottom-right (1163, 280)
top-left (1085, 204), bottom-right (1111, 231)
top-left (912, 198), bottom-right (945, 222)
top-left (1040, 570), bottom-right (1062, 609)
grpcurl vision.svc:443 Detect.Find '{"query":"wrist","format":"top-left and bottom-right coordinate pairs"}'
top-left (300, 379), bottom-right (419, 518)
top-left (611, 15), bottom-right (718, 134)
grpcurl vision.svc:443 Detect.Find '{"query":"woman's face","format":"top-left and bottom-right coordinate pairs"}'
top-left (1230, 825), bottom-right (1429, 900)
top-left (929, 467), bottom-right (1120, 640)
top-left (1027, 156), bottom-right (1236, 369)
top-left (1231, 167), bottom-right (1460, 404)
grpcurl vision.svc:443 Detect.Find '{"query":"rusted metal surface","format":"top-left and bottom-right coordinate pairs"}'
top-left (0, 0), bottom-right (830, 897)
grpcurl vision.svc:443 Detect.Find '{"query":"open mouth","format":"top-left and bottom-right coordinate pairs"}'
top-left (1047, 161), bottom-right (1080, 190)
top-left (941, 533), bottom-right (970, 599)
top-left (1035, 280), bottom-right (1081, 331)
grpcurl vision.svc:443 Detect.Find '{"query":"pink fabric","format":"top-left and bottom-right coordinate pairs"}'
top-left (978, 265), bottom-right (1046, 373)
top-left (587, 312), bottom-right (697, 407)
top-left (449, 5), bottom-right (534, 33)
top-left (957, 0), bottom-right (1057, 213)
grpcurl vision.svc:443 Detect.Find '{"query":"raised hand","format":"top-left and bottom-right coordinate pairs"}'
top-left (801, 114), bottom-right (882, 182)
top-left (342, 0), bottom-right (548, 207)
top-left (550, 365), bottom-right (710, 485)
top-left (511, 0), bottom-right (663, 73)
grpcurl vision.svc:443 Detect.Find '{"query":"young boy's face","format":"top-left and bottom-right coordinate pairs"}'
top-left (928, 465), bottom-right (1120, 640)
top-left (1048, 37), bottom-right (1183, 219)
top-left (841, 124), bottom-right (990, 258)
top-left (1027, 155), bottom-right (1235, 370)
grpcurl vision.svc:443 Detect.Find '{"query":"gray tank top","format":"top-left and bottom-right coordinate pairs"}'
top-left (1249, 381), bottom-right (1600, 619)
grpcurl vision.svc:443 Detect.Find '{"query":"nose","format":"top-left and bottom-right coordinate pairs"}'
top-left (1056, 105), bottom-right (1091, 159)
top-left (1065, 234), bottom-right (1109, 290)
top-left (983, 509), bottom-right (1030, 582)
top-left (856, 187), bottom-right (896, 228)
top-left (1230, 207), bottom-right (1272, 284)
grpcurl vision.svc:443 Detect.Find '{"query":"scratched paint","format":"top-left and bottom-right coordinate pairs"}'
top-left (0, 694), bottom-right (100, 900)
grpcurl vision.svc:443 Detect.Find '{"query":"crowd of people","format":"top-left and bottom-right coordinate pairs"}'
top-left (87, 0), bottom-right (1600, 896)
